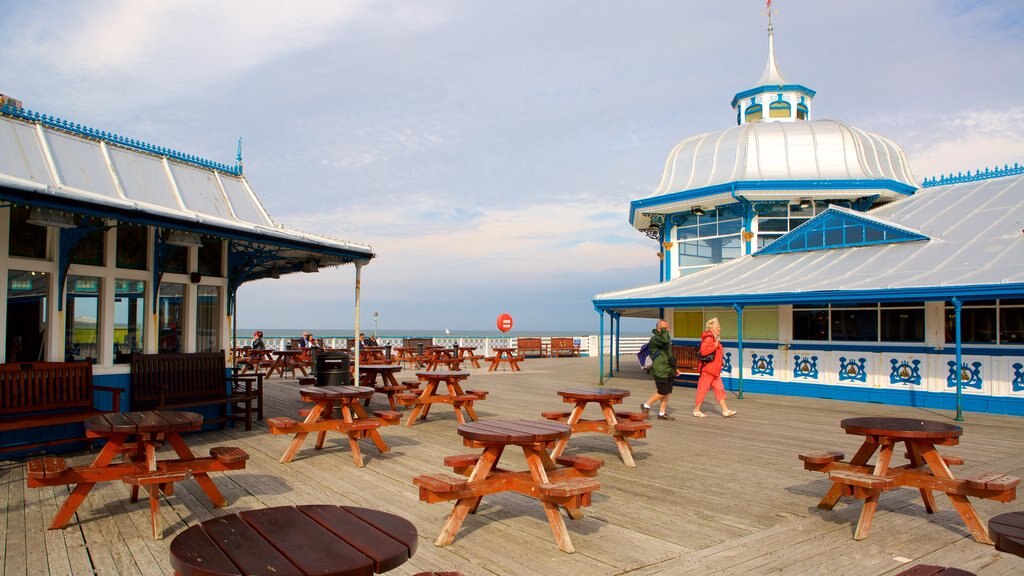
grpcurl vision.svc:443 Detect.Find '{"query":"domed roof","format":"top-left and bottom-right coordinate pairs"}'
top-left (650, 119), bottom-right (917, 197)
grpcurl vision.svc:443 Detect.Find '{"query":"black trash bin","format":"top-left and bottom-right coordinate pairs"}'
top-left (315, 350), bottom-right (351, 386)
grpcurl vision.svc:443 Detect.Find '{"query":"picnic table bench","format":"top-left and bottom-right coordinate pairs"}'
top-left (549, 337), bottom-right (581, 357)
top-left (396, 371), bottom-right (486, 427)
top-left (26, 410), bottom-right (248, 539)
top-left (800, 417), bottom-right (1018, 543)
top-left (413, 419), bottom-right (601, 553)
top-left (267, 386), bottom-right (400, 467)
top-left (543, 387), bottom-right (650, 468)
top-left (131, 352), bottom-right (261, 430)
top-left (0, 361), bottom-right (121, 454)
top-left (516, 337), bottom-right (546, 358)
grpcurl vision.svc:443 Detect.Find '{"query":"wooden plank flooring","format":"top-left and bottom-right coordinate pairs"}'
top-left (2, 358), bottom-right (1023, 575)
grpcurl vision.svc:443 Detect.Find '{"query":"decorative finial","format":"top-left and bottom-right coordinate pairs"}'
top-left (236, 137), bottom-right (243, 174)
top-left (766, 0), bottom-right (774, 34)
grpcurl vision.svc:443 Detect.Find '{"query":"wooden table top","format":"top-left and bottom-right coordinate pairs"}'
top-left (84, 410), bottom-right (203, 434)
top-left (492, 347), bottom-right (516, 352)
top-left (358, 364), bottom-right (402, 372)
top-left (557, 387), bottom-right (631, 401)
top-left (990, 511), bottom-right (1024, 558)
top-left (840, 417), bottom-right (963, 440)
top-left (416, 370), bottom-right (471, 380)
top-left (299, 386), bottom-right (375, 401)
top-left (169, 504), bottom-right (417, 576)
top-left (458, 419), bottom-right (570, 445)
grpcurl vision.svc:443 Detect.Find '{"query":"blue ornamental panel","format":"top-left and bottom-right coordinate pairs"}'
top-left (793, 354), bottom-right (819, 380)
top-left (946, 361), bottom-right (983, 390)
top-left (838, 357), bottom-right (867, 383)
top-left (1011, 363), bottom-right (1023, 392)
top-left (750, 353), bottom-right (774, 377)
top-left (722, 352), bottom-right (733, 374)
top-left (889, 358), bottom-right (922, 386)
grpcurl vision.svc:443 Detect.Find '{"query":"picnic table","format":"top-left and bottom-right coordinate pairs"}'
top-left (236, 347), bottom-right (274, 375)
top-left (413, 419), bottom-right (602, 553)
top-left (990, 512), bottom-right (1024, 557)
top-left (267, 386), bottom-right (400, 467)
top-left (800, 416), bottom-right (1019, 543)
top-left (26, 410), bottom-right (248, 539)
top-left (488, 347), bottom-right (521, 372)
top-left (424, 347), bottom-right (462, 371)
top-left (543, 387), bottom-right (651, 468)
top-left (169, 504), bottom-right (417, 575)
top-left (267, 349), bottom-right (308, 378)
top-left (457, 346), bottom-right (481, 369)
top-left (397, 371), bottom-right (486, 427)
top-left (358, 364), bottom-right (409, 410)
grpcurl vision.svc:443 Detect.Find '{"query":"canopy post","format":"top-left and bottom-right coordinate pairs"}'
top-left (597, 309), bottom-right (605, 385)
top-left (353, 260), bottom-right (365, 382)
top-left (613, 312), bottom-right (621, 373)
top-left (733, 303), bottom-right (744, 400)
top-left (952, 297), bottom-right (963, 422)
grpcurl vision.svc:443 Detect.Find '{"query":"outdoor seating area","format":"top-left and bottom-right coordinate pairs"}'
top-left (3, 357), bottom-right (1023, 575)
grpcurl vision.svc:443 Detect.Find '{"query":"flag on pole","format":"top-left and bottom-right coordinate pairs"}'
top-left (767, 0), bottom-right (773, 8)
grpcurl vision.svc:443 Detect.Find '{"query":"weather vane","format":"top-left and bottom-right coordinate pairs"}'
top-left (765, 0), bottom-right (775, 33)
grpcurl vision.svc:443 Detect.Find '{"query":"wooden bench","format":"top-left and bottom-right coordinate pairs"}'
top-left (549, 337), bottom-right (580, 357)
top-left (131, 352), bottom-right (261, 430)
top-left (124, 469), bottom-right (192, 539)
top-left (516, 337), bottom-right (545, 358)
top-left (672, 346), bottom-right (701, 374)
top-left (964, 472), bottom-right (1019, 501)
top-left (798, 450), bottom-right (845, 471)
top-left (615, 411), bottom-right (648, 422)
top-left (554, 454), bottom-right (604, 473)
top-left (542, 410), bottom-right (572, 422)
top-left (828, 469), bottom-right (894, 499)
top-left (0, 361), bottom-right (121, 454)
top-left (615, 420), bottom-right (652, 439)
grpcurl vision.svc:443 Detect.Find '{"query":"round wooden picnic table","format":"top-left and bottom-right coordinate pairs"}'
top-left (458, 419), bottom-right (570, 445)
top-left (549, 388), bottom-right (648, 468)
top-left (299, 385), bottom-right (375, 403)
top-left (169, 504), bottom-right (417, 575)
top-left (841, 417), bottom-right (962, 441)
top-left (989, 511), bottom-right (1024, 557)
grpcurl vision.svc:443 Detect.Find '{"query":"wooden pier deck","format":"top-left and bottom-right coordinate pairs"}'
top-left (2, 357), bottom-right (1023, 575)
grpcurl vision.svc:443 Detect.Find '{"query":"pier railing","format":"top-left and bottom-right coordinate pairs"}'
top-left (238, 336), bottom-right (649, 358)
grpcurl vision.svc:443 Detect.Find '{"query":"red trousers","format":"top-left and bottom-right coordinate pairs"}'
top-left (695, 372), bottom-right (726, 405)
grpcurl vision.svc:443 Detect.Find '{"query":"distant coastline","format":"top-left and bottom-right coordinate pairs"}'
top-left (238, 328), bottom-right (649, 339)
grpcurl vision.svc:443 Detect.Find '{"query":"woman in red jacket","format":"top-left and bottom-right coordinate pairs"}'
top-left (694, 317), bottom-right (737, 418)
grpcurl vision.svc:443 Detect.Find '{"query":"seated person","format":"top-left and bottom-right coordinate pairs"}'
top-left (299, 332), bottom-right (321, 350)
top-left (251, 330), bottom-right (267, 350)
top-left (358, 332), bottom-right (379, 347)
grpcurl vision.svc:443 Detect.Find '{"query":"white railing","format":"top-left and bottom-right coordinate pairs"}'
top-left (235, 335), bottom-right (650, 358)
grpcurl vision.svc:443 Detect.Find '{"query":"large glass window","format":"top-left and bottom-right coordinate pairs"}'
top-left (945, 299), bottom-right (1023, 344)
top-left (158, 283), bottom-right (184, 353)
top-left (69, 220), bottom-right (105, 266)
top-left (793, 306), bottom-right (828, 340)
top-left (116, 225), bottom-right (148, 270)
top-left (676, 204), bottom-right (743, 276)
top-left (756, 202), bottom-right (821, 250)
top-left (8, 206), bottom-right (48, 259)
top-left (197, 238), bottom-right (223, 277)
top-left (881, 303), bottom-right (925, 342)
top-left (793, 303), bottom-right (925, 342)
top-left (65, 275), bottom-right (100, 361)
top-left (196, 285), bottom-right (221, 353)
top-left (830, 304), bottom-right (878, 342)
top-left (114, 279), bottom-right (145, 363)
top-left (6, 270), bottom-right (48, 362)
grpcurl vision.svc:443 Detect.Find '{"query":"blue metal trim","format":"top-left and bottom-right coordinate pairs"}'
top-left (0, 103), bottom-right (243, 175)
top-left (730, 84), bottom-right (817, 108)
top-left (629, 179), bottom-right (917, 225)
top-left (921, 163), bottom-right (1023, 188)
top-left (756, 207), bottom-right (930, 256)
top-left (593, 283), bottom-right (1024, 311)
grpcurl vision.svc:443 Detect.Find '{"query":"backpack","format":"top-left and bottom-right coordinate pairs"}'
top-left (637, 342), bottom-right (659, 371)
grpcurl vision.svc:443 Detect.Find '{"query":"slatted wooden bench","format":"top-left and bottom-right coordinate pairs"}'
top-left (124, 469), bottom-right (192, 539)
top-left (554, 454), bottom-right (604, 473)
top-left (615, 411), bottom-right (648, 422)
top-left (0, 361), bottom-right (121, 454)
top-left (828, 469), bottom-right (894, 498)
top-left (539, 477), bottom-right (600, 506)
top-left (465, 389), bottom-right (488, 400)
top-left (542, 410), bottom-right (572, 422)
top-left (549, 337), bottom-right (580, 357)
top-left (798, 450), bottom-right (845, 471)
top-left (964, 472), bottom-right (1019, 502)
top-left (516, 337), bottom-right (545, 358)
top-left (131, 352), bottom-right (261, 430)
top-left (615, 420), bottom-right (652, 439)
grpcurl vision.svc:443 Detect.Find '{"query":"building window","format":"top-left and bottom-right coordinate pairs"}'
top-left (158, 283), bottom-right (184, 353)
top-left (8, 206), bottom-right (48, 260)
top-left (114, 279), bottom-right (145, 364)
top-left (745, 104), bottom-right (763, 123)
top-left (793, 303), bottom-right (923, 342)
top-left (116, 225), bottom-right (148, 270)
top-left (676, 204), bottom-right (743, 276)
top-left (756, 202), bottom-right (818, 250)
top-left (69, 221), bottom-right (105, 266)
top-left (197, 238), bottom-right (223, 277)
top-left (6, 270), bottom-right (48, 362)
top-left (793, 305), bottom-right (828, 340)
top-left (796, 103), bottom-right (808, 120)
top-left (65, 275), bottom-right (100, 361)
top-left (196, 285), bottom-right (221, 353)
top-left (831, 304), bottom-right (879, 342)
top-left (769, 98), bottom-right (791, 118)
top-left (881, 303), bottom-right (925, 342)
top-left (945, 299), bottom-right (1024, 344)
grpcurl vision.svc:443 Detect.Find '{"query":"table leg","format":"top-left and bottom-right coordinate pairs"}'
top-left (451, 382), bottom-right (480, 422)
top-left (906, 442), bottom-right (938, 514)
top-left (853, 441), bottom-right (894, 540)
top-left (918, 443), bottom-right (994, 544)
top-left (436, 446), bottom-right (503, 546)
top-left (524, 445), bottom-right (576, 553)
top-left (165, 433), bottom-right (227, 508)
top-left (550, 403), bottom-right (586, 458)
top-left (48, 436), bottom-right (127, 529)
top-left (404, 382), bottom-right (437, 426)
top-left (600, 403), bottom-right (636, 468)
top-left (818, 438), bottom-right (880, 510)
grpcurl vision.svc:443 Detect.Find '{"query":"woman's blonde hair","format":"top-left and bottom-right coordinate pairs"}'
top-left (705, 317), bottom-right (720, 331)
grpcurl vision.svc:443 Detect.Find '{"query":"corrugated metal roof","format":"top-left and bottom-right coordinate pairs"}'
top-left (0, 110), bottom-right (373, 265)
top-left (598, 173), bottom-right (1024, 308)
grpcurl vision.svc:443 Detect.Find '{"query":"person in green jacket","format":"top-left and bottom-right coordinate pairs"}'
top-left (641, 319), bottom-right (681, 420)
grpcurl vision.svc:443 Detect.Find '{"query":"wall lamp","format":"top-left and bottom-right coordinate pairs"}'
top-left (691, 206), bottom-right (706, 216)
top-left (26, 208), bottom-right (77, 229)
top-left (165, 230), bottom-right (204, 248)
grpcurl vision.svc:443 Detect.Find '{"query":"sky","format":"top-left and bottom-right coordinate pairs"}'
top-left (2, 0), bottom-right (1023, 334)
